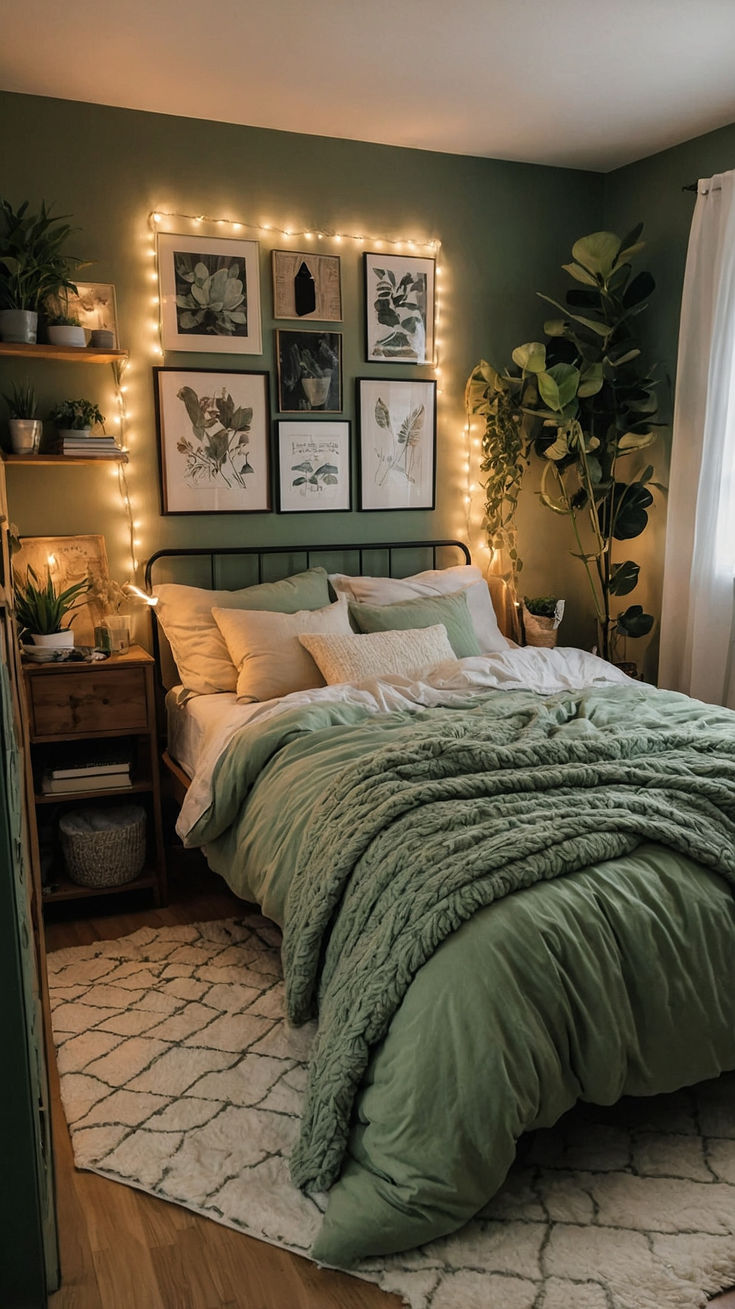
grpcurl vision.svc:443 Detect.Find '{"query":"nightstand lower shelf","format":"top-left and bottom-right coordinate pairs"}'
top-left (42, 871), bottom-right (159, 903)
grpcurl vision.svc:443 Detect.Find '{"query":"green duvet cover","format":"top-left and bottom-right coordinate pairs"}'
top-left (186, 682), bottom-right (735, 1266)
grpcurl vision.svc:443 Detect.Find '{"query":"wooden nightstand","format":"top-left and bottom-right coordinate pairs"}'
top-left (22, 646), bottom-right (167, 907)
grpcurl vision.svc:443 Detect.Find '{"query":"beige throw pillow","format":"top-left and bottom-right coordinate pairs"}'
top-left (299, 624), bottom-right (455, 686)
top-left (212, 596), bottom-right (352, 702)
top-left (152, 567), bottom-right (331, 695)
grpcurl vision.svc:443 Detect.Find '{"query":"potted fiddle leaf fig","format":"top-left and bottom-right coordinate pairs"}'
top-left (467, 225), bottom-right (662, 665)
top-left (0, 199), bottom-right (86, 344)
top-left (14, 565), bottom-right (91, 648)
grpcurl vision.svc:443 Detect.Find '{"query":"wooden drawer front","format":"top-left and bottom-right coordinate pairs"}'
top-left (29, 669), bottom-right (148, 737)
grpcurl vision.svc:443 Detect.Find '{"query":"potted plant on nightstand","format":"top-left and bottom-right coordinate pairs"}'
top-left (14, 565), bottom-right (91, 649)
top-left (522, 595), bottom-right (565, 647)
top-left (0, 199), bottom-right (86, 345)
top-left (50, 397), bottom-right (105, 441)
top-left (2, 380), bottom-right (42, 454)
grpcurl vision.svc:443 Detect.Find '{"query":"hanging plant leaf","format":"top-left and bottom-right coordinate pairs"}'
top-left (616, 604), bottom-right (654, 637)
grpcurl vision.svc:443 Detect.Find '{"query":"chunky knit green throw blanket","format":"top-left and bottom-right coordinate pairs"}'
top-left (282, 686), bottom-right (735, 1193)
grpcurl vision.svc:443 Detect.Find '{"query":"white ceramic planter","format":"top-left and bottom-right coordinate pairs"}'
top-left (30, 630), bottom-right (75, 648)
top-left (8, 419), bottom-right (42, 454)
top-left (0, 309), bottom-right (38, 344)
top-left (57, 428), bottom-right (91, 441)
top-left (48, 324), bottom-right (86, 347)
top-left (302, 375), bottom-right (331, 407)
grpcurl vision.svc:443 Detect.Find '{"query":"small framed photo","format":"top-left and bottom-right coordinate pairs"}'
top-left (364, 252), bottom-right (435, 364)
top-left (157, 233), bottom-right (262, 354)
top-left (358, 378), bottom-right (436, 510)
top-left (272, 250), bottom-right (342, 321)
top-left (154, 368), bottom-right (270, 514)
top-left (58, 282), bottom-right (119, 347)
top-left (276, 329), bottom-right (342, 412)
top-left (276, 420), bottom-right (351, 513)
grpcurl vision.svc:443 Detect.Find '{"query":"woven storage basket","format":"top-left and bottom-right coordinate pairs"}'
top-left (59, 805), bottom-right (146, 888)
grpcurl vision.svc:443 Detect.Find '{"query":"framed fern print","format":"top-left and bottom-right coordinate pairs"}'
top-left (357, 378), bottom-right (436, 510)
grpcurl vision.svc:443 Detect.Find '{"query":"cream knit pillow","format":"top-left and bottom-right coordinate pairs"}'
top-left (212, 595), bottom-right (352, 702)
top-left (299, 624), bottom-right (455, 686)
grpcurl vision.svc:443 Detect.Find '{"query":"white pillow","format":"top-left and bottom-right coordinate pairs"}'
top-left (299, 624), bottom-right (455, 686)
top-left (152, 568), bottom-right (330, 695)
top-left (329, 565), bottom-right (508, 654)
top-left (212, 596), bottom-right (352, 702)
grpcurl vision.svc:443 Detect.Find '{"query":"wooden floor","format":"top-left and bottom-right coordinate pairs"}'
top-left (44, 855), bottom-right (735, 1309)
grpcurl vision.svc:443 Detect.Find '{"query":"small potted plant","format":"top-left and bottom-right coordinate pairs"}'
top-left (46, 311), bottom-right (86, 348)
top-left (14, 565), bottom-right (91, 648)
top-left (50, 397), bottom-right (105, 441)
top-left (2, 380), bottom-right (42, 454)
top-left (0, 198), bottom-right (86, 344)
top-left (522, 595), bottom-right (565, 648)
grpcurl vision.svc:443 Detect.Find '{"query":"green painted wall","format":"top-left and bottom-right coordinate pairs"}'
top-left (602, 122), bottom-right (735, 673)
top-left (0, 91), bottom-right (603, 642)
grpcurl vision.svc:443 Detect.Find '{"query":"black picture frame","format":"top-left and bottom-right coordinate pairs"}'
top-left (276, 420), bottom-right (352, 513)
top-left (357, 377), bottom-right (437, 511)
top-left (275, 329), bottom-right (343, 413)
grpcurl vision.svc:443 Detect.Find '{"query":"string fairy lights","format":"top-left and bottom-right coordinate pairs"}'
top-left (104, 205), bottom-right (480, 578)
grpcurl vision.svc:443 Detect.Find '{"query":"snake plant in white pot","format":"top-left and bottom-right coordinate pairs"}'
top-left (3, 380), bottom-right (42, 454)
top-left (14, 566), bottom-right (91, 648)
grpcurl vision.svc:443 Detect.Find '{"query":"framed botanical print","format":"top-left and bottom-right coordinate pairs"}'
top-left (276, 421), bottom-right (351, 513)
top-left (358, 378), bottom-right (436, 510)
top-left (364, 252), bottom-right (435, 364)
top-left (276, 329), bottom-right (342, 412)
top-left (157, 233), bottom-right (262, 354)
top-left (154, 368), bottom-right (270, 514)
top-left (272, 250), bottom-right (342, 321)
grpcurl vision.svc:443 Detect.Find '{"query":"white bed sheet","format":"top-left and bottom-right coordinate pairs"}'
top-left (165, 686), bottom-right (264, 779)
top-left (175, 647), bottom-right (634, 841)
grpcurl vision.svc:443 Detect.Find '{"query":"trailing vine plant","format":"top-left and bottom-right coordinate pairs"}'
top-left (467, 225), bottom-right (663, 663)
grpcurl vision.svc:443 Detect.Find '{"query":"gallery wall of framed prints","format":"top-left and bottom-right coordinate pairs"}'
top-left (153, 225), bottom-right (438, 516)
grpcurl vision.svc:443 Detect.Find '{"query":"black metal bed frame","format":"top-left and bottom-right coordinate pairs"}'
top-left (144, 538), bottom-right (471, 688)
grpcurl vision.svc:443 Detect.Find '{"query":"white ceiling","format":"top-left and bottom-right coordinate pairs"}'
top-left (2, 0), bottom-right (735, 171)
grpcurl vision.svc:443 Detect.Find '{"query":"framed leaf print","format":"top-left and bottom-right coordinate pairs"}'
top-left (364, 252), bottom-right (435, 364)
top-left (157, 233), bottom-right (262, 354)
top-left (154, 368), bottom-right (270, 514)
top-left (276, 421), bottom-right (351, 513)
top-left (276, 329), bottom-right (342, 412)
top-left (358, 378), bottom-right (436, 510)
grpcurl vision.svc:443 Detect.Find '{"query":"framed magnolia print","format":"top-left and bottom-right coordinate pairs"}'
top-left (276, 329), bottom-right (342, 412)
top-left (154, 368), bottom-right (270, 514)
top-left (364, 252), bottom-right (435, 364)
top-left (276, 420), bottom-right (351, 513)
top-left (15, 534), bottom-right (111, 646)
top-left (358, 377), bottom-right (436, 510)
top-left (157, 233), bottom-right (262, 354)
top-left (272, 250), bottom-right (342, 321)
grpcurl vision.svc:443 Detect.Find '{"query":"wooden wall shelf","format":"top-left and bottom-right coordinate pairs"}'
top-left (0, 342), bottom-right (128, 364)
top-left (3, 453), bottom-right (128, 466)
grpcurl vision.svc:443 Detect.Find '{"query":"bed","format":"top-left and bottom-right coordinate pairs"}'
top-left (145, 540), bottom-right (735, 1269)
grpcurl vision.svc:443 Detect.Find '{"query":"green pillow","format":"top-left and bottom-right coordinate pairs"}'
top-left (350, 590), bottom-right (482, 659)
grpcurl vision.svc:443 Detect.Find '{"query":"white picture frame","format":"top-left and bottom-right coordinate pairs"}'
top-left (276, 421), bottom-right (351, 513)
top-left (157, 233), bottom-right (262, 355)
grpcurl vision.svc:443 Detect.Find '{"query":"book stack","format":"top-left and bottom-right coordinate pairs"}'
top-left (62, 434), bottom-right (121, 458)
top-left (41, 751), bottom-right (132, 795)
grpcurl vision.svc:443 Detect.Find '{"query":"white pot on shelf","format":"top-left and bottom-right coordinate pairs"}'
top-left (47, 324), bottom-right (86, 347)
top-left (8, 419), bottom-right (42, 454)
top-left (30, 630), bottom-right (75, 649)
top-left (57, 427), bottom-right (91, 441)
top-left (0, 309), bottom-right (38, 344)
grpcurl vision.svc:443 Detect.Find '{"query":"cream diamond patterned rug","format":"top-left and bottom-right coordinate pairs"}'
top-left (48, 915), bottom-right (735, 1309)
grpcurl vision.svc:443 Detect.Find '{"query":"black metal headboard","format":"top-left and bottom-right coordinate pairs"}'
top-left (144, 539), bottom-right (471, 690)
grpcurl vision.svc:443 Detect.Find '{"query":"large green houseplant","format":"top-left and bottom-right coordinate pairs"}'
top-left (0, 199), bottom-right (85, 344)
top-left (467, 226), bottom-right (662, 663)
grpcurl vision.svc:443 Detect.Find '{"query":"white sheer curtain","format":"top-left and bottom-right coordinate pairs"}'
top-left (659, 169), bottom-right (735, 708)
